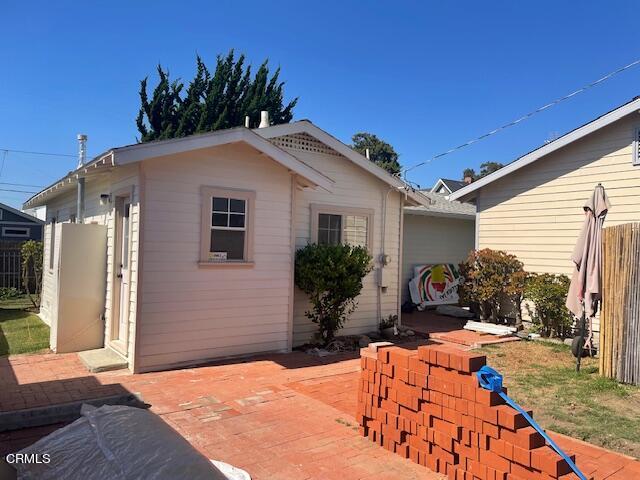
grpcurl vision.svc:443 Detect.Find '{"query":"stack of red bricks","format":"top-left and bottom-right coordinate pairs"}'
top-left (357, 343), bottom-right (588, 480)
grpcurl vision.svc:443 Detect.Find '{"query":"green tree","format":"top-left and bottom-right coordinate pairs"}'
top-left (136, 50), bottom-right (298, 142)
top-left (352, 132), bottom-right (401, 175)
top-left (21, 240), bottom-right (43, 308)
top-left (295, 244), bottom-right (373, 344)
top-left (462, 162), bottom-right (504, 181)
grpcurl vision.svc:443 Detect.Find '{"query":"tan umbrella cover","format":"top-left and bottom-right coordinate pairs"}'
top-left (566, 184), bottom-right (611, 319)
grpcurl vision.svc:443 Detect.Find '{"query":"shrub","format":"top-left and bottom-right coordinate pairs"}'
top-left (295, 243), bottom-right (373, 345)
top-left (21, 240), bottom-right (44, 308)
top-left (458, 249), bottom-right (527, 323)
top-left (0, 287), bottom-right (20, 300)
top-left (524, 273), bottom-right (572, 338)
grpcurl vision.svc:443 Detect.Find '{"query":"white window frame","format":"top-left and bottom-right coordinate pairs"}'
top-left (2, 226), bottom-right (30, 238)
top-left (633, 127), bottom-right (640, 166)
top-left (310, 204), bottom-right (374, 250)
top-left (199, 186), bottom-right (256, 267)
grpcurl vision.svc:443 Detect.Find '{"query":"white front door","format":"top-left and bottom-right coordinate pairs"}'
top-left (112, 197), bottom-right (131, 351)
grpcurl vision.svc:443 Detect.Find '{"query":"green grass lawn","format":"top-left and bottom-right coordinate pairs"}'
top-left (481, 341), bottom-right (640, 459)
top-left (0, 296), bottom-right (49, 356)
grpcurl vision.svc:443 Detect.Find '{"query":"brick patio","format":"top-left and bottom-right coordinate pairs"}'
top-left (1, 349), bottom-right (639, 480)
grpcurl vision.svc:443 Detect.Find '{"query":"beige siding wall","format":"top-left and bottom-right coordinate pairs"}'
top-left (40, 165), bottom-right (140, 368)
top-left (476, 114), bottom-right (640, 334)
top-left (401, 214), bottom-right (475, 303)
top-left (280, 147), bottom-right (403, 346)
top-left (137, 143), bottom-right (293, 371)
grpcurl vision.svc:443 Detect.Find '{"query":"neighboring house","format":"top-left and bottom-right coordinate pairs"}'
top-left (24, 120), bottom-right (429, 373)
top-left (0, 202), bottom-right (43, 242)
top-left (430, 178), bottom-right (468, 196)
top-left (451, 96), bottom-right (640, 336)
top-left (401, 192), bottom-right (475, 303)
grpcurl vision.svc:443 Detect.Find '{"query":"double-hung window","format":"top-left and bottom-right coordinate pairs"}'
top-left (200, 186), bottom-right (255, 265)
top-left (311, 204), bottom-right (373, 249)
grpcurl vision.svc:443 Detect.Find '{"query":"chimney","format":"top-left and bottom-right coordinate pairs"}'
top-left (464, 176), bottom-right (473, 185)
top-left (76, 134), bottom-right (87, 223)
top-left (259, 111), bottom-right (269, 128)
top-left (77, 134), bottom-right (87, 168)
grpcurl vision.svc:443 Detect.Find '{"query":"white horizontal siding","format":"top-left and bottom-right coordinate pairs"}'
top-left (477, 114), bottom-right (640, 336)
top-left (281, 146), bottom-right (403, 346)
top-left (401, 214), bottom-right (475, 303)
top-left (137, 143), bottom-right (293, 371)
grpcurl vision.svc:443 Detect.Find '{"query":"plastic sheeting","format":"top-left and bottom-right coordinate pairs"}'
top-left (15, 404), bottom-right (228, 480)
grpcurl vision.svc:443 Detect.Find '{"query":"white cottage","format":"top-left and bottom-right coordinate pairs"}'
top-left (24, 120), bottom-right (429, 373)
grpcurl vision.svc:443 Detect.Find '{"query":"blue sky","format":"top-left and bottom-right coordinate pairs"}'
top-left (1, 1), bottom-right (639, 208)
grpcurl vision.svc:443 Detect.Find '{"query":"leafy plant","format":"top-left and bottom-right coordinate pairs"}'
top-left (524, 273), bottom-right (572, 338)
top-left (21, 240), bottom-right (43, 308)
top-left (0, 287), bottom-right (20, 300)
top-left (458, 249), bottom-right (527, 323)
top-left (379, 314), bottom-right (398, 331)
top-left (295, 243), bottom-right (373, 345)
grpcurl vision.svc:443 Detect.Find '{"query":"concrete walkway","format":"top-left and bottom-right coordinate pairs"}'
top-left (1, 350), bottom-right (639, 480)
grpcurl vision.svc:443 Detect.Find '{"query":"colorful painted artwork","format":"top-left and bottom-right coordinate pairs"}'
top-left (408, 264), bottom-right (462, 306)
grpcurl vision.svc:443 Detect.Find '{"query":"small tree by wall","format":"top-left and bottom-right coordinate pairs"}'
top-left (21, 240), bottom-right (43, 308)
top-left (295, 243), bottom-right (372, 345)
top-left (458, 249), bottom-right (527, 323)
top-left (524, 273), bottom-right (572, 338)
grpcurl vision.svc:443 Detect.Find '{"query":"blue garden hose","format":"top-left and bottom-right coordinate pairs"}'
top-left (476, 366), bottom-right (587, 480)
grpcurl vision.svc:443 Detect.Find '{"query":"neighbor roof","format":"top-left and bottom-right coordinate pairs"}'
top-left (24, 127), bottom-right (334, 209)
top-left (404, 191), bottom-right (475, 220)
top-left (450, 96), bottom-right (640, 202)
top-left (431, 178), bottom-right (467, 194)
top-left (0, 202), bottom-right (44, 224)
top-left (254, 120), bottom-right (430, 207)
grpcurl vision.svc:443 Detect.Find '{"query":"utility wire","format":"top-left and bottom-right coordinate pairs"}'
top-left (0, 182), bottom-right (45, 188)
top-left (0, 148), bottom-right (76, 158)
top-left (0, 188), bottom-right (38, 194)
top-left (401, 58), bottom-right (640, 177)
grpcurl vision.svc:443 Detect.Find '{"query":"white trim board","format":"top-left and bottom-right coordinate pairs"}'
top-left (450, 97), bottom-right (640, 202)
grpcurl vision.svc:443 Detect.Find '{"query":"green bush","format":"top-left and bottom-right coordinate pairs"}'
top-left (21, 240), bottom-right (43, 308)
top-left (0, 287), bottom-right (21, 300)
top-left (524, 273), bottom-right (572, 338)
top-left (458, 249), bottom-right (527, 323)
top-left (295, 243), bottom-right (373, 345)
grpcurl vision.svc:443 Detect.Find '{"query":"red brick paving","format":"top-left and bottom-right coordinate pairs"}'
top-left (0, 348), bottom-right (638, 480)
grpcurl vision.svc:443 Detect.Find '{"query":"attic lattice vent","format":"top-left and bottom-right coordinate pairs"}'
top-left (270, 133), bottom-right (342, 157)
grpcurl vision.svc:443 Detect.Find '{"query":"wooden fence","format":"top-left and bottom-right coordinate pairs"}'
top-left (600, 222), bottom-right (640, 385)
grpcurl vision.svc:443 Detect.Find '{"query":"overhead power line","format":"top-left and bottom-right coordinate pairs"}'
top-left (0, 148), bottom-right (76, 158)
top-left (402, 57), bottom-right (640, 177)
top-left (0, 182), bottom-right (45, 188)
top-left (0, 188), bottom-right (37, 194)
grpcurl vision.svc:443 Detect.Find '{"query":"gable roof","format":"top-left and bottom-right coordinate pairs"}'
top-left (0, 202), bottom-right (44, 224)
top-left (404, 191), bottom-right (475, 220)
top-left (431, 178), bottom-right (467, 195)
top-left (254, 120), bottom-right (430, 206)
top-left (24, 127), bottom-right (334, 209)
top-left (450, 96), bottom-right (640, 202)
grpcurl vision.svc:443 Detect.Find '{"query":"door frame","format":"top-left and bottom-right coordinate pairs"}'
top-left (109, 187), bottom-right (134, 355)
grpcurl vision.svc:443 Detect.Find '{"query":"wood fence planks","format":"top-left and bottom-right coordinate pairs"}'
top-left (600, 222), bottom-right (640, 385)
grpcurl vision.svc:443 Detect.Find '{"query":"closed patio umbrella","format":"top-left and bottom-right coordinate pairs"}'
top-left (566, 183), bottom-right (610, 371)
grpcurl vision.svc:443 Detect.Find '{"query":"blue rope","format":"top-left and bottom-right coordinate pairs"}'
top-left (476, 366), bottom-right (587, 480)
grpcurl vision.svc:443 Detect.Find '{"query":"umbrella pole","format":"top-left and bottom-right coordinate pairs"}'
top-left (576, 311), bottom-right (586, 372)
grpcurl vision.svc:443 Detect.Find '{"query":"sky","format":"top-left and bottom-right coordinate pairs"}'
top-left (1, 1), bottom-right (640, 208)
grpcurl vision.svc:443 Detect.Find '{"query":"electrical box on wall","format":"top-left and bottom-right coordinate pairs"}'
top-left (377, 267), bottom-right (389, 288)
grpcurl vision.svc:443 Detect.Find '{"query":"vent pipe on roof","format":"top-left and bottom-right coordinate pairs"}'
top-left (365, 148), bottom-right (370, 160)
top-left (244, 116), bottom-right (250, 128)
top-left (259, 111), bottom-right (269, 128)
top-left (76, 134), bottom-right (87, 223)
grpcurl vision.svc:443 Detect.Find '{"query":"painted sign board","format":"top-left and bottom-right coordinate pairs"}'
top-left (408, 263), bottom-right (462, 306)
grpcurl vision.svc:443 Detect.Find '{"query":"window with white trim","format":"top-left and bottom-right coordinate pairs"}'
top-left (200, 187), bottom-right (255, 264)
top-left (312, 205), bottom-right (373, 249)
top-left (49, 217), bottom-right (56, 269)
top-left (634, 127), bottom-right (640, 166)
top-left (2, 227), bottom-right (29, 238)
